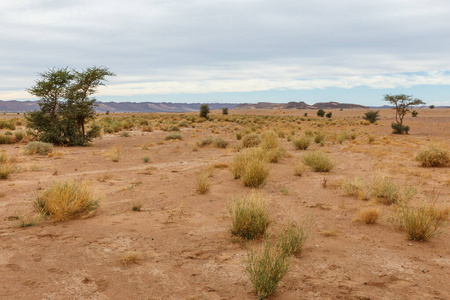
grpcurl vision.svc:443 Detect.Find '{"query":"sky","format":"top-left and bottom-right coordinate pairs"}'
top-left (1, 0), bottom-right (450, 106)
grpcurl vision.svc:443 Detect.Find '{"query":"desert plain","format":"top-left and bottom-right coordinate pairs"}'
top-left (0, 108), bottom-right (449, 300)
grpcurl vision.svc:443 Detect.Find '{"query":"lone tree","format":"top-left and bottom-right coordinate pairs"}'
top-left (384, 94), bottom-right (425, 134)
top-left (200, 104), bottom-right (210, 119)
top-left (317, 109), bottom-right (325, 117)
top-left (26, 66), bottom-right (114, 145)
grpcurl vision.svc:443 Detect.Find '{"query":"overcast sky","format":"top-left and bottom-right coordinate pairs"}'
top-left (1, 0), bottom-right (450, 105)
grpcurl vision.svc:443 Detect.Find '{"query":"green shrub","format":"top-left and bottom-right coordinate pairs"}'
top-left (24, 141), bottom-right (54, 155)
top-left (35, 180), bottom-right (99, 222)
top-left (302, 151), bottom-right (335, 172)
top-left (293, 136), bottom-right (312, 150)
top-left (229, 192), bottom-right (270, 239)
top-left (363, 110), bottom-right (380, 123)
top-left (317, 109), bottom-right (325, 117)
top-left (246, 239), bottom-right (291, 299)
top-left (391, 123), bottom-right (410, 134)
top-left (14, 131), bottom-right (25, 141)
top-left (416, 145), bottom-right (449, 167)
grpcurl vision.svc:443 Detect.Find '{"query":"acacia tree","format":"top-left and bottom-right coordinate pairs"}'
top-left (26, 66), bottom-right (114, 145)
top-left (384, 94), bottom-right (425, 134)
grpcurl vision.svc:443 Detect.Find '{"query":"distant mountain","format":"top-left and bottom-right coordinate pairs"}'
top-left (0, 100), bottom-right (238, 113)
top-left (234, 101), bottom-right (368, 110)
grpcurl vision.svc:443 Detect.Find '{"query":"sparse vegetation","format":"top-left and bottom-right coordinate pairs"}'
top-left (384, 94), bottom-right (425, 134)
top-left (416, 145), bottom-right (449, 167)
top-left (229, 192), bottom-right (270, 239)
top-left (35, 180), bottom-right (99, 222)
top-left (363, 110), bottom-right (380, 123)
top-left (24, 141), bottom-right (54, 155)
top-left (293, 136), bottom-right (311, 150)
top-left (355, 207), bottom-right (381, 224)
top-left (277, 218), bottom-right (311, 256)
top-left (302, 151), bottom-right (335, 172)
top-left (164, 132), bottom-right (183, 140)
top-left (108, 145), bottom-right (123, 162)
top-left (242, 133), bottom-right (261, 148)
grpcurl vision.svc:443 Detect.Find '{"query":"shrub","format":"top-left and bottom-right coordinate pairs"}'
top-left (35, 180), bottom-right (98, 222)
top-left (242, 133), bottom-right (261, 148)
top-left (391, 122), bottom-right (410, 134)
top-left (241, 156), bottom-right (269, 187)
top-left (108, 145), bottom-right (122, 162)
top-left (119, 131), bottom-right (130, 137)
top-left (314, 131), bottom-right (326, 144)
top-left (293, 160), bottom-right (306, 176)
top-left (0, 163), bottom-right (16, 179)
top-left (24, 141), bottom-right (54, 155)
top-left (363, 110), bottom-right (380, 123)
top-left (214, 137), bottom-right (229, 148)
top-left (326, 112), bottom-right (332, 118)
top-left (261, 131), bottom-right (284, 163)
top-left (370, 175), bottom-right (416, 205)
top-left (222, 108), bottom-right (229, 115)
top-left (342, 177), bottom-right (366, 199)
top-left (416, 145), bottom-right (449, 167)
top-left (0, 134), bottom-right (15, 144)
top-left (412, 110), bottom-right (418, 117)
top-left (337, 131), bottom-right (348, 144)
top-left (196, 169), bottom-right (211, 194)
top-left (229, 192), bottom-right (270, 239)
top-left (200, 104), bottom-right (210, 119)
top-left (317, 109), bottom-right (325, 117)
top-left (293, 136), bottom-right (312, 150)
top-left (164, 132), bottom-right (183, 140)
top-left (168, 125), bottom-right (180, 132)
top-left (197, 136), bottom-right (229, 148)
top-left (246, 239), bottom-right (291, 299)
top-left (302, 151), bottom-right (335, 172)
top-left (393, 204), bottom-right (448, 241)
top-left (355, 207), bottom-right (381, 224)
top-left (277, 218), bottom-right (311, 256)
top-left (14, 131), bottom-right (25, 141)
top-left (119, 251), bottom-right (142, 266)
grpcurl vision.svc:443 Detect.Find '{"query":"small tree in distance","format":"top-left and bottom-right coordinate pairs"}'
top-left (200, 104), bottom-right (210, 119)
top-left (317, 109), bottom-right (325, 117)
top-left (384, 94), bottom-right (425, 134)
top-left (326, 112), bottom-right (332, 118)
top-left (363, 110), bottom-right (380, 123)
top-left (222, 108), bottom-right (229, 115)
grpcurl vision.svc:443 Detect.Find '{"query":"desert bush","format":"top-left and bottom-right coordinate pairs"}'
top-left (196, 169), bottom-right (211, 194)
top-left (14, 131), bottom-right (25, 141)
top-left (230, 147), bottom-right (266, 178)
top-left (236, 132), bottom-right (242, 140)
top-left (342, 177), bottom-right (366, 199)
top-left (119, 131), bottom-right (130, 137)
top-left (222, 108), bottom-right (229, 115)
top-left (391, 123), bottom-right (410, 134)
top-left (24, 141), bottom-right (53, 155)
top-left (363, 110), bottom-right (380, 123)
top-left (119, 251), bottom-right (142, 266)
top-left (370, 175), bottom-right (416, 205)
top-left (108, 145), bottom-right (122, 162)
top-left (242, 133), bottom-right (261, 148)
top-left (355, 207), bottom-right (381, 224)
top-left (412, 110), bottom-right (418, 117)
top-left (416, 145), bottom-right (449, 167)
top-left (317, 109), bottom-right (325, 117)
top-left (293, 136), bottom-right (312, 150)
top-left (0, 163), bottom-right (16, 179)
top-left (314, 131), bottom-right (326, 144)
top-left (200, 104), bottom-right (210, 119)
top-left (164, 132), bottom-right (183, 140)
top-left (197, 136), bottom-right (229, 148)
top-left (302, 151), bottom-right (335, 172)
top-left (277, 218), bottom-right (311, 256)
top-left (35, 180), bottom-right (98, 222)
top-left (326, 112), bottom-right (332, 118)
top-left (0, 134), bottom-right (15, 144)
top-left (246, 238), bottom-right (291, 299)
top-left (261, 131), bottom-right (285, 163)
top-left (337, 131), bottom-right (348, 144)
top-left (229, 192), bottom-right (270, 239)
top-left (393, 204), bottom-right (448, 241)
top-left (293, 160), bottom-right (306, 176)
top-left (241, 156), bottom-right (269, 187)
top-left (168, 125), bottom-right (180, 132)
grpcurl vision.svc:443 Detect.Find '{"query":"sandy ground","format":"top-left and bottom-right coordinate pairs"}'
top-left (0, 108), bottom-right (449, 300)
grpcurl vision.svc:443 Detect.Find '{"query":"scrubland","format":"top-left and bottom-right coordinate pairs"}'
top-left (0, 108), bottom-right (449, 299)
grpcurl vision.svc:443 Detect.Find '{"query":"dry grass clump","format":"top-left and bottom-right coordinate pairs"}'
top-left (230, 148), bottom-right (269, 187)
top-left (0, 151), bottom-right (16, 179)
top-left (342, 177), bottom-right (368, 199)
top-left (261, 131), bottom-right (285, 163)
top-left (24, 141), bottom-right (53, 155)
top-left (229, 192), bottom-right (270, 239)
top-left (108, 145), bottom-right (123, 162)
top-left (242, 133), bottom-right (261, 148)
top-left (277, 218), bottom-right (311, 256)
top-left (370, 174), bottom-right (416, 205)
top-left (164, 132), bottom-right (183, 140)
top-left (119, 251), bottom-right (142, 266)
top-left (337, 131), bottom-right (348, 144)
top-left (197, 136), bottom-right (229, 148)
top-left (196, 168), bottom-right (212, 194)
top-left (393, 204), bottom-right (448, 241)
top-left (354, 207), bottom-right (381, 224)
top-left (302, 151), bottom-right (335, 172)
top-left (293, 136), bottom-right (312, 150)
top-left (293, 160), bottom-right (307, 176)
top-left (35, 180), bottom-right (99, 222)
top-left (246, 239), bottom-right (291, 299)
top-left (314, 131), bottom-right (326, 144)
top-left (415, 144), bottom-right (449, 167)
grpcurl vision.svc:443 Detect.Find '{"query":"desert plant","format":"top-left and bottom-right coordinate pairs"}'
top-left (119, 251), bottom-right (142, 266)
top-left (0, 163), bottom-right (16, 179)
top-left (24, 141), bottom-right (54, 155)
top-left (412, 110), bottom-right (418, 117)
top-left (277, 218), bottom-right (311, 256)
top-left (355, 207), bottom-right (381, 224)
top-left (317, 109), bottom-right (325, 117)
top-left (314, 131), bottom-right (326, 144)
top-left (35, 180), bottom-right (98, 222)
top-left (246, 238), bottom-right (291, 299)
top-left (261, 131), bottom-right (284, 163)
top-left (363, 110), bottom-right (380, 123)
top-left (14, 131), bottom-right (25, 141)
top-left (108, 145), bottom-right (122, 162)
top-left (393, 204), bottom-right (448, 241)
top-left (196, 170), bottom-right (210, 194)
top-left (416, 145), bottom-right (449, 167)
top-left (326, 112), bottom-right (332, 118)
top-left (164, 132), bottom-right (183, 140)
top-left (384, 94), bottom-right (425, 134)
top-left (200, 104), bottom-right (210, 119)
top-left (293, 136), bottom-right (312, 150)
top-left (229, 192), bottom-right (270, 239)
top-left (222, 108), bottom-right (229, 115)
top-left (142, 156), bottom-right (151, 163)
top-left (302, 151), bottom-right (335, 172)
top-left (342, 177), bottom-right (366, 198)
top-left (241, 156), bottom-right (269, 187)
top-left (242, 133), bottom-right (261, 148)
top-left (337, 131), bottom-right (348, 144)
top-left (293, 160), bottom-right (306, 176)
top-left (391, 123), bottom-right (410, 134)
top-left (370, 175), bottom-right (416, 205)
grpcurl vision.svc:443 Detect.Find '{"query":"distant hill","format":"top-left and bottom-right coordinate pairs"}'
top-left (234, 101), bottom-right (368, 110)
top-left (0, 100), bottom-right (238, 113)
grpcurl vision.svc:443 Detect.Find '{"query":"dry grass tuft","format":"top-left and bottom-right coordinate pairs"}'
top-left (354, 207), bottom-right (381, 224)
top-left (277, 218), bottom-right (311, 256)
top-left (108, 145), bottom-right (123, 162)
top-left (293, 136), bottom-right (312, 150)
top-left (119, 251), bottom-right (142, 266)
top-left (416, 144), bottom-right (449, 167)
top-left (35, 180), bottom-right (99, 222)
top-left (24, 141), bottom-right (53, 155)
top-left (302, 151), bottom-right (335, 172)
top-left (229, 192), bottom-right (270, 240)
top-left (293, 160), bottom-right (307, 176)
top-left (242, 133), bottom-right (261, 148)
top-left (230, 148), bottom-right (269, 187)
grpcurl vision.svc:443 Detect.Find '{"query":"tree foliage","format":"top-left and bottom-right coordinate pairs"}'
top-left (316, 109), bottom-right (325, 117)
top-left (200, 104), bottom-right (210, 119)
top-left (384, 94), bottom-right (425, 134)
top-left (363, 110), bottom-right (380, 123)
top-left (26, 66), bottom-right (114, 145)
